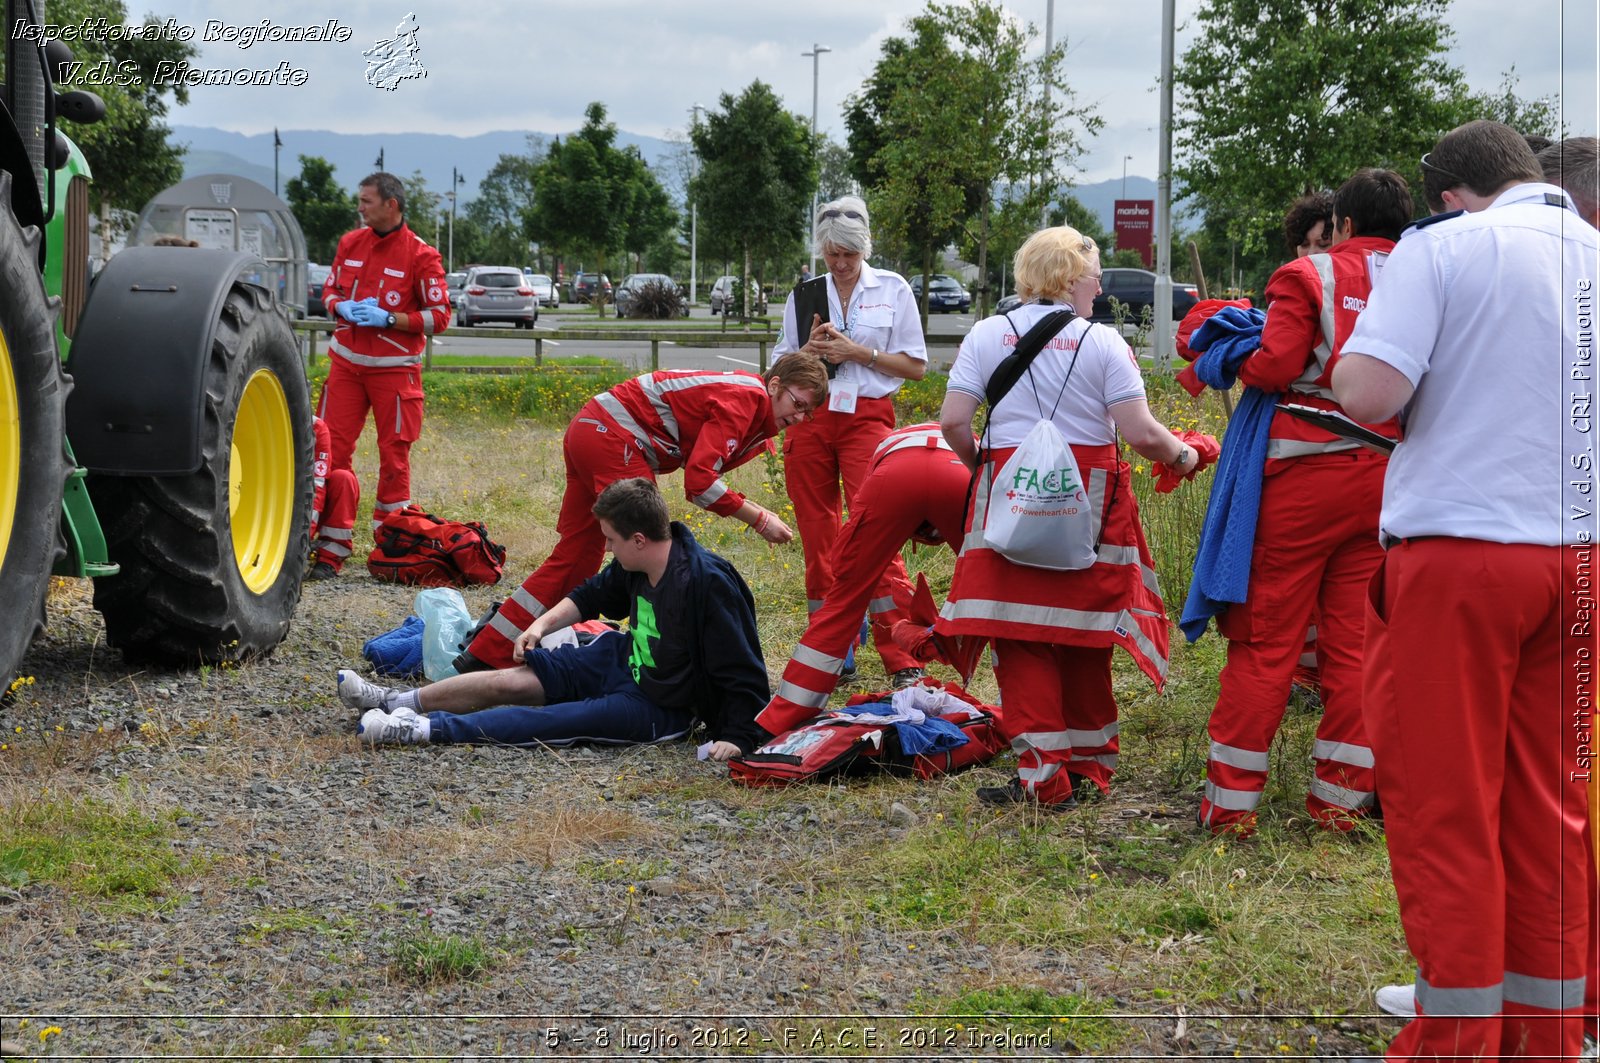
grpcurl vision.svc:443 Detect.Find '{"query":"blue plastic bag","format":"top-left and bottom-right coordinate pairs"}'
top-left (416, 587), bottom-right (473, 681)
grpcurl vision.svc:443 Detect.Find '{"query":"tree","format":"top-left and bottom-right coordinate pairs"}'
top-left (618, 152), bottom-right (678, 274)
top-left (1173, 0), bottom-right (1548, 292)
top-left (464, 139), bottom-right (543, 267)
top-left (847, 1), bottom-right (1099, 323)
top-left (689, 82), bottom-right (815, 318)
top-left (816, 137), bottom-right (857, 203)
top-left (49, 0), bottom-right (197, 251)
top-left (285, 156), bottom-right (356, 263)
top-left (527, 103), bottom-right (675, 312)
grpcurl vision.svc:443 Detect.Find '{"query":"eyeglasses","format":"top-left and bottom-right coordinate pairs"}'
top-left (1420, 152), bottom-right (1466, 185)
top-left (819, 209), bottom-right (864, 221)
top-left (783, 387), bottom-right (815, 419)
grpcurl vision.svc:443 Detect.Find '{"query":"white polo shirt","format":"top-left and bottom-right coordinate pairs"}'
top-left (773, 262), bottom-right (927, 400)
top-left (1344, 182), bottom-right (1600, 546)
top-left (947, 301), bottom-right (1146, 447)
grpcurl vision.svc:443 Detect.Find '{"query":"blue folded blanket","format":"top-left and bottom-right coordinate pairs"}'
top-left (363, 615), bottom-right (425, 678)
top-left (1179, 306), bottom-right (1276, 642)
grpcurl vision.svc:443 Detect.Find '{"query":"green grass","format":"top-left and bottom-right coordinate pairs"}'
top-left (0, 793), bottom-right (204, 903)
top-left (390, 925), bottom-right (492, 985)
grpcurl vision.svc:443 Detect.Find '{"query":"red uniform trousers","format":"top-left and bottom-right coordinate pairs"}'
top-left (311, 468), bottom-right (359, 572)
top-left (760, 444), bottom-right (969, 735)
top-left (1200, 452), bottom-right (1385, 833)
top-left (317, 356), bottom-right (425, 532)
top-left (782, 397), bottom-right (918, 674)
top-left (994, 639), bottom-right (1119, 801)
top-left (1367, 539), bottom-right (1589, 1062)
top-left (465, 403), bottom-right (656, 669)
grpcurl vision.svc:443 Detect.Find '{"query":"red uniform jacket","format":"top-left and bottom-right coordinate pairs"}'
top-left (324, 222), bottom-right (449, 369)
top-left (590, 370), bottom-right (778, 517)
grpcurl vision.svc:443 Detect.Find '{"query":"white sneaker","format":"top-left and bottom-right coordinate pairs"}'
top-left (1375, 982), bottom-right (1415, 1017)
top-left (338, 669), bottom-right (395, 710)
top-left (356, 705), bottom-right (430, 745)
top-left (1583, 1033), bottom-right (1597, 1062)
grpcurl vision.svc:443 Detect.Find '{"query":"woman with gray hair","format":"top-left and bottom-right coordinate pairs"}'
top-left (772, 195), bottom-right (929, 688)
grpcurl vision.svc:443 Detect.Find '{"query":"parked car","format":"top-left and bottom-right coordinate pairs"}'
top-left (572, 272), bottom-right (612, 304)
top-left (1092, 268), bottom-right (1200, 323)
top-left (455, 266), bottom-right (538, 328)
top-left (615, 273), bottom-right (689, 318)
top-left (523, 272), bottom-right (559, 309)
top-left (994, 293), bottom-right (1022, 315)
top-left (306, 263), bottom-right (331, 316)
top-left (444, 271), bottom-right (467, 318)
top-left (909, 273), bottom-right (972, 313)
top-left (709, 275), bottom-right (767, 316)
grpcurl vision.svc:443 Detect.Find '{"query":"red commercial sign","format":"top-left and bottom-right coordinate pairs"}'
top-left (1114, 199), bottom-right (1155, 267)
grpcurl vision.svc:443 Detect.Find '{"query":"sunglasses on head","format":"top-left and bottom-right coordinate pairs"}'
top-left (1420, 152), bottom-right (1467, 185)
top-left (820, 209), bottom-right (864, 221)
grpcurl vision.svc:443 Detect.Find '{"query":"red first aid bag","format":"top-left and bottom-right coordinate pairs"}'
top-left (366, 505), bottom-right (506, 587)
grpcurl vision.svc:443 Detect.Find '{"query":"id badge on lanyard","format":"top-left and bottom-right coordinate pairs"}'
top-left (828, 289), bottom-right (863, 414)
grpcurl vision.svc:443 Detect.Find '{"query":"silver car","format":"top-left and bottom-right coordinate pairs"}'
top-left (524, 271), bottom-right (559, 309)
top-left (456, 266), bottom-right (538, 328)
top-left (709, 274), bottom-right (767, 316)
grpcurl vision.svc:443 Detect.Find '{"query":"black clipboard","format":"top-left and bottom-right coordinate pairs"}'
top-left (791, 275), bottom-right (837, 377)
top-left (1277, 402), bottom-right (1396, 454)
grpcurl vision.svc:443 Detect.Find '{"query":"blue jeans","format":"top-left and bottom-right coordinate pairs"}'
top-left (427, 631), bottom-right (695, 748)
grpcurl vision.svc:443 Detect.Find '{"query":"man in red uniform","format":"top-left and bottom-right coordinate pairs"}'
top-left (759, 423), bottom-right (971, 736)
top-left (1197, 168), bottom-right (1410, 835)
top-left (307, 416), bottom-right (358, 579)
top-left (318, 172), bottom-right (450, 573)
top-left (457, 358), bottom-right (830, 672)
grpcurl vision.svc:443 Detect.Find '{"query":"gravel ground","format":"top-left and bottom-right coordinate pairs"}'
top-left (0, 576), bottom-right (1383, 1060)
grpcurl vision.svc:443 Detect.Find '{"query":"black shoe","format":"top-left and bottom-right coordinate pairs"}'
top-left (837, 665), bottom-right (860, 685)
top-left (451, 648), bottom-right (491, 674)
top-left (306, 561), bottom-right (338, 581)
top-left (1070, 773), bottom-right (1104, 803)
top-left (890, 667), bottom-right (927, 690)
top-left (975, 778), bottom-right (1077, 812)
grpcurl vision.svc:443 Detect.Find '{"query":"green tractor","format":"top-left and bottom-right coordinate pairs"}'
top-left (1, 3), bottom-right (313, 685)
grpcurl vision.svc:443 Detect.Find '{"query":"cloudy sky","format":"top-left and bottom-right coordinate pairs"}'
top-left (137, 0), bottom-right (1598, 184)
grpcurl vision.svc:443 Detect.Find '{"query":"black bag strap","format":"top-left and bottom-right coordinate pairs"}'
top-left (981, 308), bottom-right (1077, 424)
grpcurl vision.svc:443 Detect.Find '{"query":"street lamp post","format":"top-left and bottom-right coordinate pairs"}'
top-left (689, 103), bottom-right (704, 307)
top-left (273, 128), bottom-right (282, 196)
top-left (1122, 154), bottom-right (1133, 200)
top-left (1040, 0), bottom-right (1054, 226)
top-left (802, 43), bottom-right (831, 277)
top-left (447, 167), bottom-right (465, 272)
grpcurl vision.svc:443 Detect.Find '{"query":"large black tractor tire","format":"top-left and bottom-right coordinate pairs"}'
top-left (90, 283), bottom-right (312, 665)
top-left (0, 171), bottom-right (69, 684)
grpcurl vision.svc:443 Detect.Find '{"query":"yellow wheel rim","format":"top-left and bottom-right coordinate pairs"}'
top-left (229, 368), bottom-right (295, 595)
top-left (0, 326), bottom-right (19, 574)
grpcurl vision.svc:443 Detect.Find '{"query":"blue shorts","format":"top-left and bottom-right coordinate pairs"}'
top-left (428, 631), bottom-right (695, 748)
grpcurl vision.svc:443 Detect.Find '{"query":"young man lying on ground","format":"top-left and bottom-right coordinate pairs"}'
top-left (340, 478), bottom-right (771, 760)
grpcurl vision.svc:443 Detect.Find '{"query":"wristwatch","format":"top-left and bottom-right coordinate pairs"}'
top-left (386, 311), bottom-right (396, 329)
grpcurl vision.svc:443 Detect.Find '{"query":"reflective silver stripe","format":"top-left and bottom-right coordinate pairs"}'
top-left (394, 394), bottom-right (404, 434)
top-left (868, 596), bottom-right (897, 616)
top-left (510, 587), bottom-right (548, 618)
top-left (1017, 762), bottom-right (1063, 783)
top-left (1069, 752), bottom-right (1119, 768)
top-left (420, 308), bottom-right (443, 335)
top-left (318, 526), bottom-right (354, 541)
top-left (1312, 739), bottom-right (1375, 769)
top-left (1309, 776), bottom-right (1375, 810)
top-left (316, 540), bottom-right (352, 558)
top-left (807, 599), bottom-right (824, 613)
top-left (691, 479), bottom-right (730, 509)
top-left (774, 679), bottom-right (831, 710)
top-left (329, 337), bottom-right (420, 368)
top-left (963, 464), bottom-right (995, 552)
top-left (1503, 971), bottom-right (1585, 1010)
top-left (1210, 741), bottom-right (1270, 772)
top-left (938, 597), bottom-right (1169, 679)
top-left (1014, 730), bottom-right (1073, 752)
top-left (1267, 436), bottom-right (1361, 459)
top-left (594, 393), bottom-right (662, 472)
top-left (638, 371), bottom-right (764, 441)
top-left (1086, 466), bottom-right (1108, 546)
top-left (1416, 976), bottom-right (1502, 1017)
top-left (1305, 624), bottom-right (1318, 640)
top-left (1203, 780), bottom-right (1263, 811)
top-left (1066, 722), bottom-right (1119, 747)
top-left (1096, 543), bottom-right (1140, 566)
top-left (1299, 651), bottom-right (1319, 667)
top-left (792, 644), bottom-right (845, 674)
top-left (488, 610), bottom-right (525, 643)
top-left (874, 428), bottom-right (949, 460)
top-left (375, 498), bottom-right (410, 513)
top-left (378, 332), bottom-right (411, 354)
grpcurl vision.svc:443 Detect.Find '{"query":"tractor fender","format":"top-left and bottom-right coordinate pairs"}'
top-left (65, 247), bottom-right (288, 475)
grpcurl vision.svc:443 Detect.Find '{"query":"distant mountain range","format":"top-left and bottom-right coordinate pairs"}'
top-left (171, 124), bottom-right (1160, 233)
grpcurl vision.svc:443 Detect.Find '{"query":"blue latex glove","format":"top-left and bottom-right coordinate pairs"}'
top-left (335, 297), bottom-right (377, 324)
top-left (350, 302), bottom-right (392, 328)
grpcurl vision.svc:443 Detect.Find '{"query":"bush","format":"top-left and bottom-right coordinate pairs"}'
top-left (622, 280), bottom-right (687, 320)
